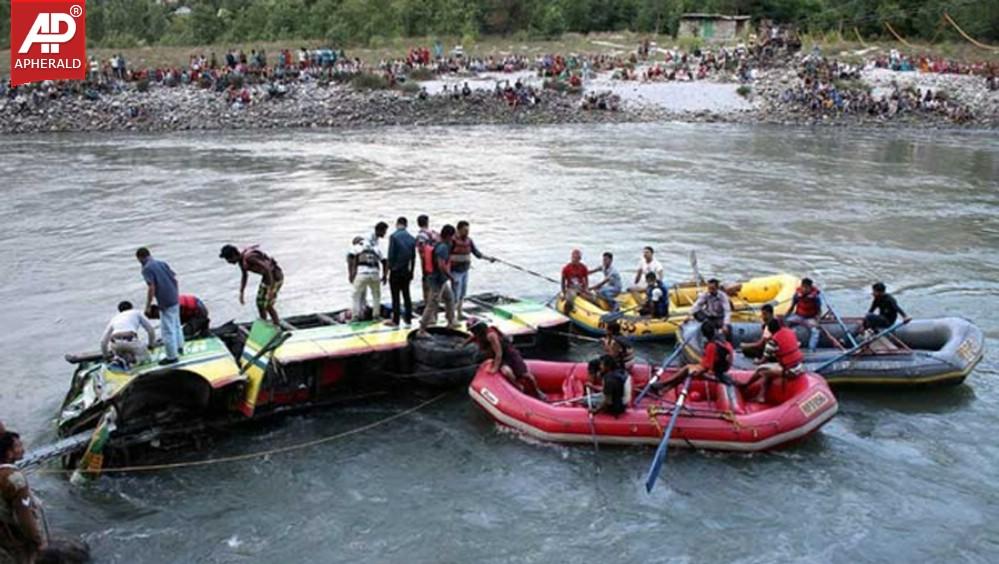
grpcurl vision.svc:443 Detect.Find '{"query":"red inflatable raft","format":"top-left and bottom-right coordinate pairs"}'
top-left (468, 360), bottom-right (838, 452)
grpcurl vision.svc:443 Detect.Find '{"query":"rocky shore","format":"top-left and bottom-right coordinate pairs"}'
top-left (1, 68), bottom-right (995, 134)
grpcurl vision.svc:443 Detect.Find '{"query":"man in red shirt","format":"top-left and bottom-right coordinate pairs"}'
top-left (560, 249), bottom-right (591, 313)
top-left (150, 294), bottom-right (210, 339)
top-left (748, 319), bottom-right (806, 401)
top-left (561, 249), bottom-right (590, 293)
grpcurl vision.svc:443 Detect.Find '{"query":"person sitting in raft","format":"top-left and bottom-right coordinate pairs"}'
top-left (560, 249), bottom-right (591, 311)
top-left (739, 303), bottom-right (775, 359)
top-left (100, 301), bottom-right (157, 368)
top-left (640, 271), bottom-right (669, 319)
top-left (588, 355), bottom-right (628, 416)
top-left (628, 246), bottom-right (665, 303)
top-left (601, 320), bottom-right (636, 373)
top-left (150, 294), bottom-right (210, 339)
top-left (746, 319), bottom-right (806, 402)
top-left (220, 244), bottom-right (284, 325)
top-left (686, 278), bottom-right (731, 334)
top-left (589, 252), bottom-right (622, 311)
top-left (466, 320), bottom-right (546, 401)
top-left (863, 282), bottom-right (911, 332)
top-left (658, 323), bottom-right (734, 392)
top-left (785, 277), bottom-right (824, 352)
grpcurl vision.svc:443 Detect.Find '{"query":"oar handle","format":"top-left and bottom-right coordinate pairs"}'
top-left (633, 328), bottom-right (696, 406)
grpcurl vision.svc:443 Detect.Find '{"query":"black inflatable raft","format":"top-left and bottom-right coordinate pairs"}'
top-left (680, 317), bottom-right (984, 387)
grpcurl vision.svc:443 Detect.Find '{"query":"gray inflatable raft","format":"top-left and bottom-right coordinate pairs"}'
top-left (679, 317), bottom-right (984, 386)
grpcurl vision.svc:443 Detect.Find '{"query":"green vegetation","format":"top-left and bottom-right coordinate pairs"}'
top-left (1, 1), bottom-right (996, 50)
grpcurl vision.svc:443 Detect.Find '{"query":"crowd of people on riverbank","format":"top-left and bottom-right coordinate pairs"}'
top-left (777, 52), bottom-right (981, 123)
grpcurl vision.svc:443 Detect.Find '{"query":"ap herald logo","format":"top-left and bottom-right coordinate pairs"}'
top-left (10, 0), bottom-right (87, 86)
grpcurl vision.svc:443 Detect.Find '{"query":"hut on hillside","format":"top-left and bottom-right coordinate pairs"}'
top-left (678, 14), bottom-right (751, 41)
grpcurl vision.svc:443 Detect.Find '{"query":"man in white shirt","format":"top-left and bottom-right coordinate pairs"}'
top-left (347, 222), bottom-right (388, 320)
top-left (100, 301), bottom-right (156, 367)
top-left (629, 246), bottom-right (665, 302)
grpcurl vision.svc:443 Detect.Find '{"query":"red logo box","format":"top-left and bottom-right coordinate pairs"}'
top-left (10, 0), bottom-right (87, 86)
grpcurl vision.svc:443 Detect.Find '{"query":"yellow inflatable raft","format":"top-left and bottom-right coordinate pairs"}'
top-left (555, 273), bottom-right (799, 340)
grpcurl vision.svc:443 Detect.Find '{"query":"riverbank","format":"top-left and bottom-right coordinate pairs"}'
top-left (2, 73), bottom-right (993, 135)
top-left (2, 35), bottom-right (996, 134)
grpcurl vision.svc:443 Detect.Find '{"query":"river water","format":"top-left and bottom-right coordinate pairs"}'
top-left (1, 123), bottom-right (997, 563)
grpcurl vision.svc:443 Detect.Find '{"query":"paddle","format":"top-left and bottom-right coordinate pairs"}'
top-left (813, 321), bottom-right (906, 374)
top-left (824, 302), bottom-right (859, 348)
top-left (690, 250), bottom-right (705, 287)
top-left (492, 257), bottom-right (561, 285)
top-left (644, 373), bottom-right (693, 493)
top-left (633, 329), bottom-right (698, 406)
top-left (585, 384), bottom-right (601, 469)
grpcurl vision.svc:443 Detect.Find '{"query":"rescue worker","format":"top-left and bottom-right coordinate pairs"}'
top-left (466, 320), bottom-right (545, 400)
top-left (136, 247), bottom-right (182, 366)
top-left (747, 319), bottom-right (806, 402)
top-left (659, 322), bottom-right (734, 390)
top-left (687, 278), bottom-right (731, 333)
top-left (1, 432), bottom-right (90, 564)
top-left (863, 282), bottom-right (911, 332)
top-left (739, 303), bottom-right (775, 359)
top-left (449, 220), bottom-right (495, 319)
top-left (640, 271), bottom-right (669, 318)
top-left (347, 234), bottom-right (384, 321)
top-left (100, 301), bottom-right (156, 368)
top-left (629, 246), bottom-right (665, 302)
top-left (418, 224), bottom-right (459, 334)
top-left (560, 249), bottom-right (591, 312)
top-left (150, 294), bottom-right (210, 339)
top-left (415, 215), bottom-right (438, 305)
top-left (601, 320), bottom-right (635, 372)
top-left (785, 278), bottom-right (823, 352)
top-left (220, 244), bottom-right (284, 325)
top-left (385, 217), bottom-right (417, 327)
top-left (589, 354), bottom-right (628, 416)
top-left (589, 252), bottom-right (622, 311)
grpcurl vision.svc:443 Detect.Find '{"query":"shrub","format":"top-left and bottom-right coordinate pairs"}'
top-left (351, 72), bottom-right (390, 90)
top-left (408, 67), bottom-right (434, 81)
top-left (736, 85), bottom-right (752, 98)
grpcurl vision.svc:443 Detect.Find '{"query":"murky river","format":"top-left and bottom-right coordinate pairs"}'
top-left (1, 123), bottom-right (997, 563)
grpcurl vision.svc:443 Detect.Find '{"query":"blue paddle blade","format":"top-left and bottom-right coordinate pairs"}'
top-left (645, 434), bottom-right (672, 492)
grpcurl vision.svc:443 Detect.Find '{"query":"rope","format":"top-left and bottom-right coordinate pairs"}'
top-left (492, 258), bottom-right (560, 285)
top-left (943, 12), bottom-right (999, 52)
top-left (884, 21), bottom-right (917, 49)
top-left (31, 392), bottom-right (448, 476)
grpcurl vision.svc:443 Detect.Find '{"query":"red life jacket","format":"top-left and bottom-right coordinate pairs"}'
top-left (417, 230), bottom-right (437, 275)
top-left (794, 286), bottom-right (822, 318)
top-left (420, 244), bottom-right (435, 275)
top-left (772, 327), bottom-right (805, 369)
top-left (450, 236), bottom-right (473, 265)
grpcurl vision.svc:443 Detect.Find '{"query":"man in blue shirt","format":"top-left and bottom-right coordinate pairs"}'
top-left (386, 217), bottom-right (417, 327)
top-left (137, 247), bottom-right (182, 365)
